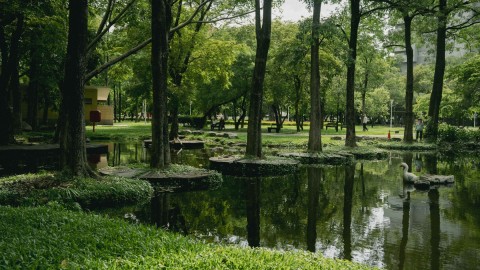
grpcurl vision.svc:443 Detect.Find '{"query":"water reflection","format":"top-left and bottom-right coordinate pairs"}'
top-left (306, 166), bottom-right (321, 252)
top-left (429, 189), bottom-right (440, 270)
top-left (343, 164), bottom-right (355, 261)
top-left (4, 142), bottom-right (478, 269)
top-left (246, 178), bottom-right (260, 247)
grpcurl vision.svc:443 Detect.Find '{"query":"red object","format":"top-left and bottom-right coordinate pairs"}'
top-left (388, 130), bottom-right (391, 140)
top-left (90, 110), bottom-right (101, 123)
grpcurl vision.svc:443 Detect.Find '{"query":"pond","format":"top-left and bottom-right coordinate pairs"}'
top-left (1, 142), bottom-right (480, 269)
top-left (93, 143), bottom-right (480, 270)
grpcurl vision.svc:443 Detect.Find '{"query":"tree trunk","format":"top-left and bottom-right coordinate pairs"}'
top-left (308, 0), bottom-right (323, 152)
top-left (42, 87), bottom-right (50, 125)
top-left (60, 0), bottom-right (92, 176)
top-left (428, 0), bottom-right (447, 141)
top-left (0, 15), bottom-right (23, 145)
top-left (361, 59), bottom-right (369, 116)
top-left (151, 0), bottom-right (171, 168)
top-left (403, 15), bottom-right (414, 143)
top-left (11, 64), bottom-right (22, 133)
top-left (169, 95), bottom-right (180, 140)
top-left (345, 0), bottom-right (360, 147)
top-left (294, 75), bottom-right (302, 132)
top-left (246, 0), bottom-right (272, 158)
top-left (118, 84), bottom-right (122, 122)
top-left (26, 64), bottom-right (39, 130)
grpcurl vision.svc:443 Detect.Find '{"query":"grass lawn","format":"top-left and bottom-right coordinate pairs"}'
top-left (79, 120), bottom-right (405, 142)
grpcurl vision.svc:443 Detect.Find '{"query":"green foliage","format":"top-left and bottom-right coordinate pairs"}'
top-left (0, 206), bottom-right (374, 269)
top-left (437, 123), bottom-right (480, 144)
top-left (0, 172), bottom-right (153, 208)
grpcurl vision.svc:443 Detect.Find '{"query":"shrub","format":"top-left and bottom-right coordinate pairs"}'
top-left (438, 124), bottom-right (480, 144)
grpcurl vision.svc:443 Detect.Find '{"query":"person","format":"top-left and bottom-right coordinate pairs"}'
top-left (219, 117), bottom-right (225, 130)
top-left (362, 114), bottom-right (369, 131)
top-left (415, 118), bottom-right (424, 141)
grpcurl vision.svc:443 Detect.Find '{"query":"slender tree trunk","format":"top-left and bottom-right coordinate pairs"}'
top-left (428, 0), bottom-right (447, 141)
top-left (169, 95), bottom-right (180, 140)
top-left (246, 0), bottom-right (272, 158)
top-left (60, 0), bottom-right (92, 176)
top-left (151, 0), bottom-right (171, 168)
top-left (403, 15), bottom-right (414, 143)
top-left (27, 30), bottom-right (41, 130)
top-left (11, 64), bottom-right (22, 133)
top-left (0, 15), bottom-right (23, 145)
top-left (308, 0), bottom-right (323, 152)
top-left (361, 60), bottom-right (369, 116)
top-left (42, 87), bottom-right (50, 125)
top-left (345, 0), bottom-right (360, 147)
top-left (118, 84), bottom-right (122, 122)
top-left (294, 75), bottom-right (302, 132)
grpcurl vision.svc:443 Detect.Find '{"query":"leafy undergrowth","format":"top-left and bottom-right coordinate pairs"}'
top-left (0, 172), bottom-right (153, 208)
top-left (0, 206), bottom-right (375, 269)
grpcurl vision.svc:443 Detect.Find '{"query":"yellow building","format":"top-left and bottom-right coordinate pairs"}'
top-left (21, 85), bottom-right (114, 126)
top-left (84, 86), bottom-right (114, 125)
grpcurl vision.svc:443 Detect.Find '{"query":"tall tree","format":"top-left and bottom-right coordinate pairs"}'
top-left (246, 0), bottom-right (272, 158)
top-left (150, 0), bottom-right (171, 168)
top-left (427, 0), bottom-right (447, 141)
top-left (373, 0), bottom-right (429, 144)
top-left (427, 0), bottom-right (479, 140)
top-left (343, 0), bottom-right (386, 147)
top-left (59, 0), bottom-right (91, 176)
top-left (344, 0), bottom-right (361, 147)
top-left (308, 0), bottom-right (323, 152)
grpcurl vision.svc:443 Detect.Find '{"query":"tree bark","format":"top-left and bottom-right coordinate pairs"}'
top-left (403, 14), bottom-right (414, 143)
top-left (345, 0), bottom-right (360, 147)
top-left (428, 0), bottom-right (447, 141)
top-left (308, 0), bottom-right (323, 152)
top-left (246, 0), bottom-right (272, 158)
top-left (151, 0), bottom-right (171, 168)
top-left (0, 15), bottom-right (23, 145)
top-left (27, 44), bottom-right (40, 130)
top-left (294, 75), bottom-right (303, 131)
top-left (169, 95), bottom-right (180, 140)
top-left (9, 15), bottom-right (24, 134)
top-left (60, 0), bottom-right (92, 176)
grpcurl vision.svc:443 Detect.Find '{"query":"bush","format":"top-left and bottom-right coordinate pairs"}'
top-left (0, 206), bottom-right (375, 269)
top-left (0, 172), bottom-right (154, 208)
top-left (438, 124), bottom-right (480, 144)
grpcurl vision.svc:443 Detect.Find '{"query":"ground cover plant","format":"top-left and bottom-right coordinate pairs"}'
top-left (0, 172), bottom-right (153, 208)
top-left (0, 206), bottom-right (375, 269)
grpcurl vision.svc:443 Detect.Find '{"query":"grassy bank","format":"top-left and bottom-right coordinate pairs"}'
top-left (0, 206), bottom-right (374, 269)
top-left (0, 172), bottom-right (153, 208)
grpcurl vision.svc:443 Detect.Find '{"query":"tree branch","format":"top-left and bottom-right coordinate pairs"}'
top-left (87, 0), bottom-right (137, 52)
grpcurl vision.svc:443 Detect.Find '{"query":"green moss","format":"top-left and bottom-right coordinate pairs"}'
top-left (0, 206), bottom-right (375, 269)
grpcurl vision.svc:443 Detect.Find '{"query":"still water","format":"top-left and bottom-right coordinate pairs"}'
top-left (95, 143), bottom-right (480, 270)
top-left (1, 142), bottom-right (479, 269)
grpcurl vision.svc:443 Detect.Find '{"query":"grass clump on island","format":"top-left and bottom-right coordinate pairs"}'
top-left (0, 171), bottom-right (153, 208)
top-left (0, 206), bottom-right (375, 269)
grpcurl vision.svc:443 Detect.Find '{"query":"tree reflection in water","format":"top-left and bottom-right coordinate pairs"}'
top-left (307, 166), bottom-right (322, 252)
top-left (246, 178), bottom-right (260, 247)
top-left (343, 163), bottom-right (355, 261)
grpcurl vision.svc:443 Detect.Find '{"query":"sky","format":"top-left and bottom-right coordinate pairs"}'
top-left (273, 0), bottom-right (339, 21)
